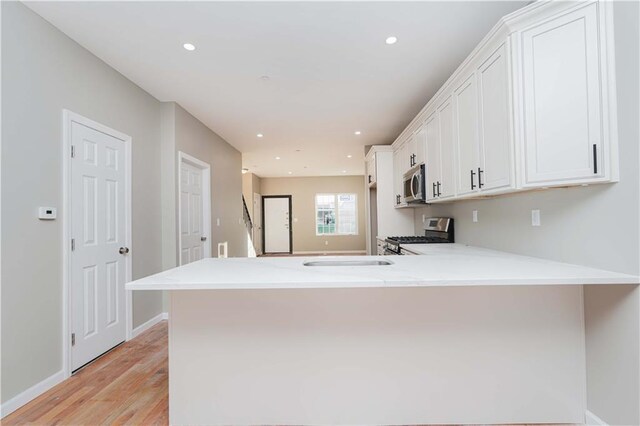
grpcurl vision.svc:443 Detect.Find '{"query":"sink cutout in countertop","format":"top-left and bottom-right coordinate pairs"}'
top-left (303, 259), bottom-right (394, 267)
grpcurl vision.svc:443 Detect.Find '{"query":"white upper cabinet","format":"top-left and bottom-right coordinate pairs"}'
top-left (438, 97), bottom-right (456, 199)
top-left (424, 112), bottom-right (441, 201)
top-left (387, 0), bottom-right (617, 208)
top-left (453, 74), bottom-right (481, 196)
top-left (392, 144), bottom-right (405, 207)
top-left (366, 153), bottom-right (377, 186)
top-left (520, 2), bottom-right (604, 185)
top-left (477, 42), bottom-right (513, 191)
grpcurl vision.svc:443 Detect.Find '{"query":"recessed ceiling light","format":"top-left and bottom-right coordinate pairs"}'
top-left (275, 156), bottom-right (281, 160)
top-left (347, 154), bottom-right (353, 158)
top-left (385, 36), bottom-right (398, 45)
top-left (354, 131), bottom-right (362, 135)
top-left (257, 133), bottom-right (263, 138)
top-left (241, 168), bottom-right (249, 174)
top-left (342, 170), bottom-right (347, 174)
top-left (183, 43), bottom-right (196, 51)
top-left (288, 171), bottom-right (293, 175)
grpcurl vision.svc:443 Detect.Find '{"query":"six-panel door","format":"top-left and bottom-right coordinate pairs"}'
top-left (71, 121), bottom-right (127, 371)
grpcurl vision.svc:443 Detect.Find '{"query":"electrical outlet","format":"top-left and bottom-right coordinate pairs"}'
top-left (325, 240), bottom-right (329, 246)
top-left (422, 214), bottom-right (426, 223)
top-left (531, 209), bottom-right (541, 227)
top-left (472, 210), bottom-right (478, 223)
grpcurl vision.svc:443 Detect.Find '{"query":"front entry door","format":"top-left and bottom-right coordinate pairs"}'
top-left (263, 196), bottom-right (292, 254)
top-left (180, 161), bottom-right (205, 265)
top-left (71, 121), bottom-right (128, 371)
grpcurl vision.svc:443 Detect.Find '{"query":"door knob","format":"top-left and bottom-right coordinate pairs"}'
top-left (119, 247), bottom-right (130, 255)
top-left (201, 236), bottom-right (207, 242)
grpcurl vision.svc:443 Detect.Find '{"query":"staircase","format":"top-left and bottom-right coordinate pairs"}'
top-left (242, 196), bottom-right (257, 257)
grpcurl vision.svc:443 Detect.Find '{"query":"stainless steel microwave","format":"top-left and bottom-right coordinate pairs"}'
top-left (403, 164), bottom-right (426, 204)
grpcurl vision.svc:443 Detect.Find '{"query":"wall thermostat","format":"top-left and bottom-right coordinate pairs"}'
top-left (38, 207), bottom-right (57, 220)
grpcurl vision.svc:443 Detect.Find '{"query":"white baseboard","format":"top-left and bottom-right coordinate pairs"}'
top-left (131, 312), bottom-right (166, 339)
top-left (1, 370), bottom-right (65, 418)
top-left (293, 250), bottom-right (367, 255)
top-left (586, 410), bottom-right (609, 426)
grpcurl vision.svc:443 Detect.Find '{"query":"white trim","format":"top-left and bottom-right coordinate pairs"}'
top-left (0, 370), bottom-right (65, 418)
top-left (131, 313), bottom-right (166, 339)
top-left (62, 110), bottom-right (133, 379)
top-left (162, 312), bottom-right (169, 320)
top-left (292, 250), bottom-right (367, 255)
top-left (585, 410), bottom-right (609, 426)
top-left (177, 151), bottom-right (212, 265)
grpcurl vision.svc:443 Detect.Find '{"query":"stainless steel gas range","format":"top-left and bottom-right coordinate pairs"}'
top-left (384, 217), bottom-right (454, 255)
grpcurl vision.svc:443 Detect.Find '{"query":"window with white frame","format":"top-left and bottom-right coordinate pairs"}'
top-left (315, 193), bottom-right (358, 236)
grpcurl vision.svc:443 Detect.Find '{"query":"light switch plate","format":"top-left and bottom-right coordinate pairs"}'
top-left (472, 210), bottom-right (478, 223)
top-left (531, 209), bottom-right (541, 226)
top-left (216, 218), bottom-right (220, 226)
top-left (422, 214), bottom-right (426, 223)
top-left (38, 207), bottom-right (57, 220)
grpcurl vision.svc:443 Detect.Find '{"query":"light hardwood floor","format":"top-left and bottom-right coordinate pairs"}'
top-left (3, 322), bottom-right (168, 425)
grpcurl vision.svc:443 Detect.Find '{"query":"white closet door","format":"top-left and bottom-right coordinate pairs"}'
top-left (71, 121), bottom-right (127, 371)
top-left (180, 162), bottom-right (204, 265)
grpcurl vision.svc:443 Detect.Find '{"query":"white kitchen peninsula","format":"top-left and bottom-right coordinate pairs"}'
top-left (127, 246), bottom-right (638, 425)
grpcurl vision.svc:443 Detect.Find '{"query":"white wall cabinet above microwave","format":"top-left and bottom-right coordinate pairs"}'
top-left (389, 0), bottom-right (618, 207)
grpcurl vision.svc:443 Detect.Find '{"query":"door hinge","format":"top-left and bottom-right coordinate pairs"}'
top-left (71, 333), bottom-right (76, 346)
top-left (71, 145), bottom-right (76, 158)
top-left (71, 239), bottom-right (75, 251)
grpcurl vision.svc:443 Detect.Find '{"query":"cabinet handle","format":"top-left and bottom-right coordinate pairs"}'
top-left (470, 169), bottom-right (476, 190)
top-left (368, 175), bottom-right (372, 183)
top-left (432, 182), bottom-right (436, 198)
top-left (437, 181), bottom-right (441, 197)
top-left (478, 168), bottom-right (484, 189)
top-left (593, 144), bottom-right (598, 174)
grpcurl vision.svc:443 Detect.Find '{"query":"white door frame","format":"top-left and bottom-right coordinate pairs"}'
top-left (177, 151), bottom-right (211, 265)
top-left (61, 110), bottom-right (133, 379)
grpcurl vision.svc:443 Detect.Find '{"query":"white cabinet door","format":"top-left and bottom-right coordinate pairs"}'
top-left (438, 96), bottom-right (456, 199)
top-left (424, 112), bottom-right (440, 201)
top-left (454, 74), bottom-right (480, 196)
top-left (366, 154), bottom-right (376, 186)
top-left (392, 146), bottom-right (403, 207)
top-left (478, 42), bottom-right (513, 191)
top-left (413, 127), bottom-right (427, 166)
top-left (521, 2), bottom-right (602, 185)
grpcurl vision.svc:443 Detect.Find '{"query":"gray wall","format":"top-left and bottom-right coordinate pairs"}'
top-left (160, 103), bottom-right (246, 311)
top-left (413, 2), bottom-right (639, 422)
top-left (1, 3), bottom-right (246, 405)
top-left (1, 2), bottom-right (165, 402)
top-left (174, 103), bottom-right (246, 260)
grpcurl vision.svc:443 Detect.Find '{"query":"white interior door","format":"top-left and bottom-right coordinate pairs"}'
top-left (263, 197), bottom-right (291, 254)
top-left (71, 121), bottom-right (127, 371)
top-left (180, 159), bottom-right (210, 265)
top-left (253, 193), bottom-right (263, 255)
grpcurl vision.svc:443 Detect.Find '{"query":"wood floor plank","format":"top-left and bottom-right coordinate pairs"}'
top-left (3, 321), bottom-right (168, 426)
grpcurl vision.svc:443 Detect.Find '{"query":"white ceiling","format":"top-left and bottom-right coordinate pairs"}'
top-left (26, 1), bottom-right (526, 178)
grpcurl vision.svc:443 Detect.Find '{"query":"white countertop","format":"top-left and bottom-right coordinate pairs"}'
top-left (126, 244), bottom-right (639, 291)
